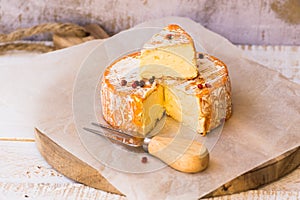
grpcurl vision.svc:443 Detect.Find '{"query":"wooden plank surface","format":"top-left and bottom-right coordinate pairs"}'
top-left (1, 0), bottom-right (300, 45)
top-left (0, 141), bottom-right (71, 184)
top-left (0, 183), bottom-right (125, 200)
top-left (1, 139), bottom-right (299, 200)
top-left (1, 182), bottom-right (298, 200)
top-left (0, 45), bottom-right (299, 199)
top-left (238, 45), bottom-right (300, 84)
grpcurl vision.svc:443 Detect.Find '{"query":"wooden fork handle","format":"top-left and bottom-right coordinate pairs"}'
top-left (146, 136), bottom-right (209, 173)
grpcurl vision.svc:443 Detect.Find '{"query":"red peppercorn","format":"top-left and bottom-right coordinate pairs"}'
top-left (205, 83), bottom-right (212, 88)
top-left (197, 84), bottom-right (203, 89)
top-left (220, 118), bottom-right (225, 123)
top-left (141, 156), bottom-right (148, 163)
top-left (120, 79), bottom-right (127, 86)
top-left (132, 82), bottom-right (138, 88)
top-left (166, 34), bottom-right (173, 40)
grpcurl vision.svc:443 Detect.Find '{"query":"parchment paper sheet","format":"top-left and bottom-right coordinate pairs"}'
top-left (0, 17), bottom-right (299, 199)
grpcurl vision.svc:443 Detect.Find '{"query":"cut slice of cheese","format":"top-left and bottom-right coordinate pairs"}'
top-left (140, 24), bottom-right (198, 79)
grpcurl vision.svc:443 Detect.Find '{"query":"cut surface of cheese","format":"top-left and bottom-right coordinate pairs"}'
top-left (163, 54), bottom-right (232, 135)
top-left (140, 24), bottom-right (198, 79)
top-left (101, 52), bottom-right (232, 136)
top-left (101, 53), bottom-right (165, 137)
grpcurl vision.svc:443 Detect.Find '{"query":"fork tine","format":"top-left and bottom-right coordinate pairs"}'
top-left (83, 125), bottom-right (143, 147)
top-left (83, 127), bottom-right (103, 137)
top-left (91, 122), bottom-right (126, 135)
top-left (91, 122), bottom-right (141, 139)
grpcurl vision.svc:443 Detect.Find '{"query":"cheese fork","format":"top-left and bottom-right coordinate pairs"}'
top-left (83, 122), bottom-right (209, 173)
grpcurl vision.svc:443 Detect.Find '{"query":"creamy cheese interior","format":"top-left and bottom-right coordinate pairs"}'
top-left (164, 85), bottom-right (200, 132)
top-left (140, 46), bottom-right (198, 79)
top-left (140, 24), bottom-right (198, 79)
top-left (142, 85), bottom-right (165, 134)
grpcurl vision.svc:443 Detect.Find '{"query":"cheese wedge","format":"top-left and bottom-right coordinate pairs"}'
top-left (140, 24), bottom-right (198, 79)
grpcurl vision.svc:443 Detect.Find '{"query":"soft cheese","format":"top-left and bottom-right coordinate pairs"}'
top-left (163, 53), bottom-right (232, 135)
top-left (101, 53), bottom-right (165, 137)
top-left (101, 52), bottom-right (232, 136)
top-left (140, 24), bottom-right (198, 79)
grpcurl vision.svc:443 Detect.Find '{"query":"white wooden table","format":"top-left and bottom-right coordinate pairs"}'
top-left (0, 45), bottom-right (299, 200)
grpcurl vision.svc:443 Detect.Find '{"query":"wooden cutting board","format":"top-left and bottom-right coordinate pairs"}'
top-left (34, 23), bottom-right (300, 198)
top-left (35, 128), bottom-right (300, 198)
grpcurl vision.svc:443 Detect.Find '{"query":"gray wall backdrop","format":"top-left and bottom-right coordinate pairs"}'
top-left (0, 0), bottom-right (299, 45)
